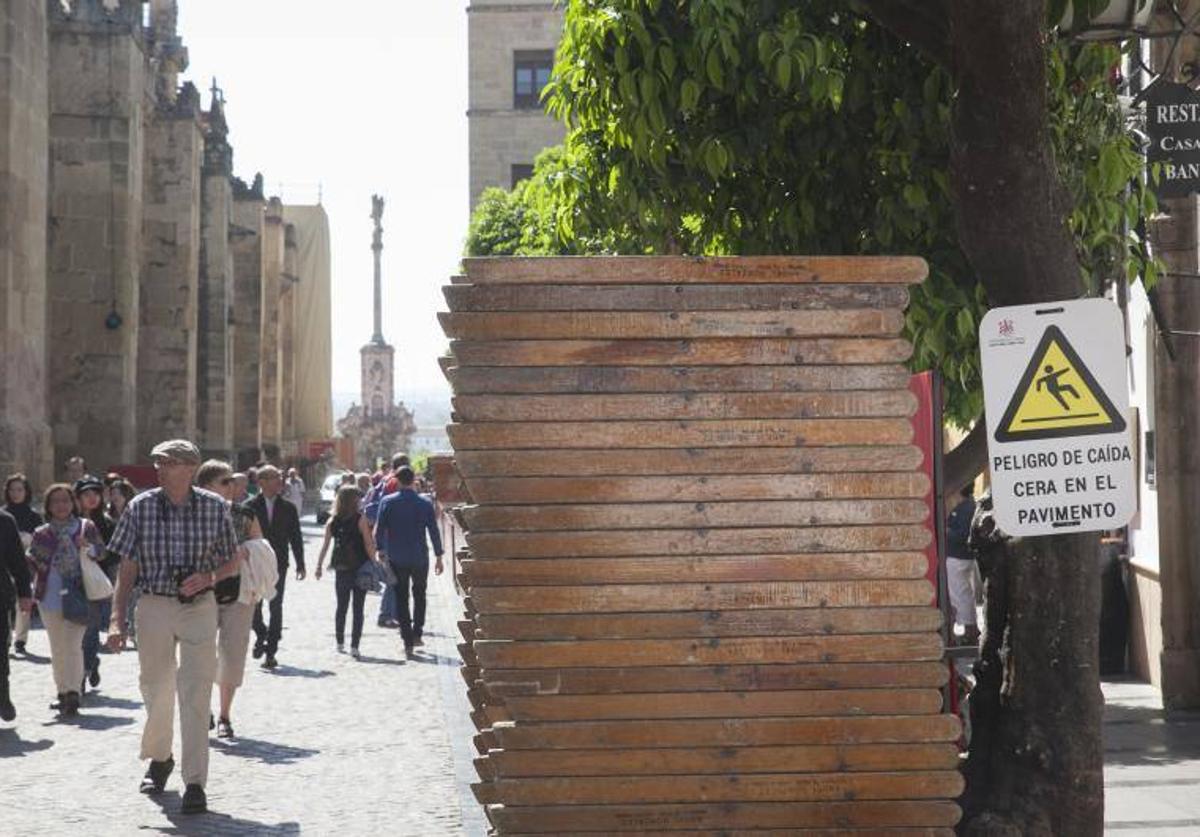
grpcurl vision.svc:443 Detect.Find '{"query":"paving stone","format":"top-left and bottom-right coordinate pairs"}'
top-left (2, 522), bottom-right (482, 836)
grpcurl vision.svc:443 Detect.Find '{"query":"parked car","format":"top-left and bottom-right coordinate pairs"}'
top-left (316, 472), bottom-right (348, 524)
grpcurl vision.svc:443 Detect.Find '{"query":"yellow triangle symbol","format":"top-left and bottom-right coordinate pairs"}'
top-left (995, 325), bottom-right (1125, 442)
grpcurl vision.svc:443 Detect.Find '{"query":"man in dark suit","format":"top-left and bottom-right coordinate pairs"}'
top-left (247, 465), bottom-right (305, 669)
top-left (1, 507), bottom-right (33, 720)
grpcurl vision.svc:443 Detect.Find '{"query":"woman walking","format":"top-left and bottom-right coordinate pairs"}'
top-left (196, 460), bottom-right (261, 739)
top-left (3, 474), bottom-right (43, 654)
top-left (76, 475), bottom-right (116, 692)
top-left (315, 486), bottom-right (374, 658)
top-left (107, 478), bottom-right (135, 521)
top-left (28, 484), bottom-right (104, 716)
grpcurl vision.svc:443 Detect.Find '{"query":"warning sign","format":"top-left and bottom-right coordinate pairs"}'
top-left (994, 325), bottom-right (1126, 442)
top-left (980, 299), bottom-right (1135, 537)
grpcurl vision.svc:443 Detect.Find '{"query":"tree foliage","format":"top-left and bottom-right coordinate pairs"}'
top-left (464, 0), bottom-right (1157, 427)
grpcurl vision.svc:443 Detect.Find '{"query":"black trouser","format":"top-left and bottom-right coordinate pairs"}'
top-left (334, 570), bottom-right (366, 648)
top-left (390, 562), bottom-right (428, 646)
top-left (1, 603), bottom-right (11, 693)
top-left (252, 570), bottom-right (287, 656)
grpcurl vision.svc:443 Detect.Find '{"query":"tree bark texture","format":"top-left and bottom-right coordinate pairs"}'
top-left (861, 0), bottom-right (1106, 833)
top-left (963, 533), bottom-right (1104, 836)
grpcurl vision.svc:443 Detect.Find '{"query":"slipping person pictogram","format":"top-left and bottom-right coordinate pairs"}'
top-left (1035, 364), bottom-right (1081, 412)
top-left (994, 325), bottom-right (1126, 442)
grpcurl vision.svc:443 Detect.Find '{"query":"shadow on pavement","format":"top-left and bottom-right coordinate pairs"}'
top-left (0, 728), bottom-right (54, 757)
top-left (84, 693), bottom-right (143, 711)
top-left (211, 736), bottom-right (319, 765)
top-left (11, 651), bottom-right (51, 666)
top-left (150, 792), bottom-right (301, 835)
top-left (354, 654), bottom-right (404, 666)
top-left (42, 712), bottom-right (135, 731)
top-left (266, 665), bottom-right (335, 679)
top-left (408, 652), bottom-right (459, 667)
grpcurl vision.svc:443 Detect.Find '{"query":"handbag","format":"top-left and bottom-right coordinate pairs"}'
top-left (81, 557), bottom-right (114, 601)
top-left (60, 576), bottom-right (91, 625)
top-left (354, 560), bottom-right (380, 593)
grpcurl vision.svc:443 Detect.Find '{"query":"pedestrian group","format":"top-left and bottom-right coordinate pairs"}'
top-left (0, 441), bottom-right (446, 816)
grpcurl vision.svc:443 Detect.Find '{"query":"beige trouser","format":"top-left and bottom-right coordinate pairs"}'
top-left (13, 606), bottom-right (31, 644)
top-left (216, 602), bottom-right (254, 688)
top-left (135, 593), bottom-right (218, 788)
top-left (41, 607), bottom-right (86, 694)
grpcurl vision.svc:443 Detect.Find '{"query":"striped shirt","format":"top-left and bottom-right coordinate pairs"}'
top-left (107, 487), bottom-right (238, 596)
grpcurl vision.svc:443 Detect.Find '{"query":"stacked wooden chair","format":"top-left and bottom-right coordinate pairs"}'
top-left (440, 256), bottom-right (961, 835)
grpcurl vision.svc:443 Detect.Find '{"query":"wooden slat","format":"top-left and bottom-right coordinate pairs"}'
top-left (449, 419), bottom-right (914, 450)
top-left (444, 282), bottom-right (911, 312)
top-left (464, 526), bottom-right (932, 559)
top-left (460, 553), bottom-right (929, 586)
top-left (464, 472), bottom-right (929, 503)
top-left (489, 801), bottom-right (960, 832)
top-left (448, 419), bottom-right (917, 452)
top-left (471, 580), bottom-right (935, 615)
top-left (440, 310), bottom-right (905, 340)
top-left (491, 715), bottom-right (961, 749)
top-left (477, 771), bottom-right (963, 806)
top-left (445, 364), bottom-right (913, 394)
top-left (453, 446), bottom-right (924, 477)
top-left (449, 337), bottom-right (913, 367)
top-left (473, 634), bottom-right (943, 669)
top-left (621, 830), bottom-right (956, 837)
top-left (485, 742), bottom-right (959, 777)
top-left (475, 607), bottom-right (944, 640)
top-left (461, 500), bottom-right (930, 532)
top-left (482, 662), bottom-right (950, 696)
top-left (452, 390), bottom-right (917, 422)
top-left (502, 688), bottom-right (943, 721)
top-left (461, 255), bottom-right (929, 285)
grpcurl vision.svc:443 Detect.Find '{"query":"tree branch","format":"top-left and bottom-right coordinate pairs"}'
top-left (853, 0), bottom-right (952, 67)
top-left (943, 418), bottom-right (988, 506)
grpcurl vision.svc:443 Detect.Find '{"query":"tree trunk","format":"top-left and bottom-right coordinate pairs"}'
top-left (862, 0), bottom-right (1107, 833)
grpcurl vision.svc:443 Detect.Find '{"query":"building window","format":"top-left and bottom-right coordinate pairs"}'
top-left (514, 50), bottom-right (554, 110)
top-left (511, 164), bottom-right (535, 188)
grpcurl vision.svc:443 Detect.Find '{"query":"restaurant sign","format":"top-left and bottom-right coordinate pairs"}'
top-left (1146, 81), bottom-right (1200, 199)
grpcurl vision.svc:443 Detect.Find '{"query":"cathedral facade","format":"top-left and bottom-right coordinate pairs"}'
top-left (0, 0), bottom-right (332, 484)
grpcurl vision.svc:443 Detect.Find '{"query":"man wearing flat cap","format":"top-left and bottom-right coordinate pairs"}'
top-left (106, 439), bottom-right (240, 815)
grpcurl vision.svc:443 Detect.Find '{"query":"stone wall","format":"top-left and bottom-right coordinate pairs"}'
top-left (231, 188), bottom-right (264, 465)
top-left (196, 107), bottom-right (234, 458)
top-left (0, 0), bottom-right (52, 486)
top-left (279, 222), bottom-right (297, 444)
top-left (138, 86), bottom-right (202, 457)
top-left (467, 0), bottom-right (564, 207)
top-left (258, 197), bottom-right (284, 452)
top-left (47, 4), bottom-right (146, 469)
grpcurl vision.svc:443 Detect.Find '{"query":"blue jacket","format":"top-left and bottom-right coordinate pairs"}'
top-left (375, 489), bottom-right (443, 568)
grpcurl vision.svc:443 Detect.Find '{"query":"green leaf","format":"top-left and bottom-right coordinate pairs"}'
top-left (706, 48), bottom-right (725, 88)
top-left (775, 54), bottom-right (792, 91)
top-left (902, 183), bottom-right (928, 209)
top-left (680, 78), bottom-right (701, 112)
top-left (659, 45), bottom-right (677, 80)
top-left (956, 307), bottom-right (975, 341)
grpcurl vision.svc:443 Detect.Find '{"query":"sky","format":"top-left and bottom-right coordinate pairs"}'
top-left (179, 1), bottom-right (466, 410)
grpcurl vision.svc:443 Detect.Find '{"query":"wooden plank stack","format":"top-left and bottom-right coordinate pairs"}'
top-left (440, 256), bottom-right (961, 835)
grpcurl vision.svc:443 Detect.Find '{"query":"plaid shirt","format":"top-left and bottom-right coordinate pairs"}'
top-left (107, 487), bottom-right (238, 596)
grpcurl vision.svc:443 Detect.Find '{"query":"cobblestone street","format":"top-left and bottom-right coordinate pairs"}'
top-left (2, 521), bottom-right (484, 836)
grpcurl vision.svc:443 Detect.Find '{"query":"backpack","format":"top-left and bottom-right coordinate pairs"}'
top-left (330, 515), bottom-right (367, 572)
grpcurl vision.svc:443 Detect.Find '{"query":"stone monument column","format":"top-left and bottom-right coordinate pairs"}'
top-left (0, 0), bottom-right (52, 486)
